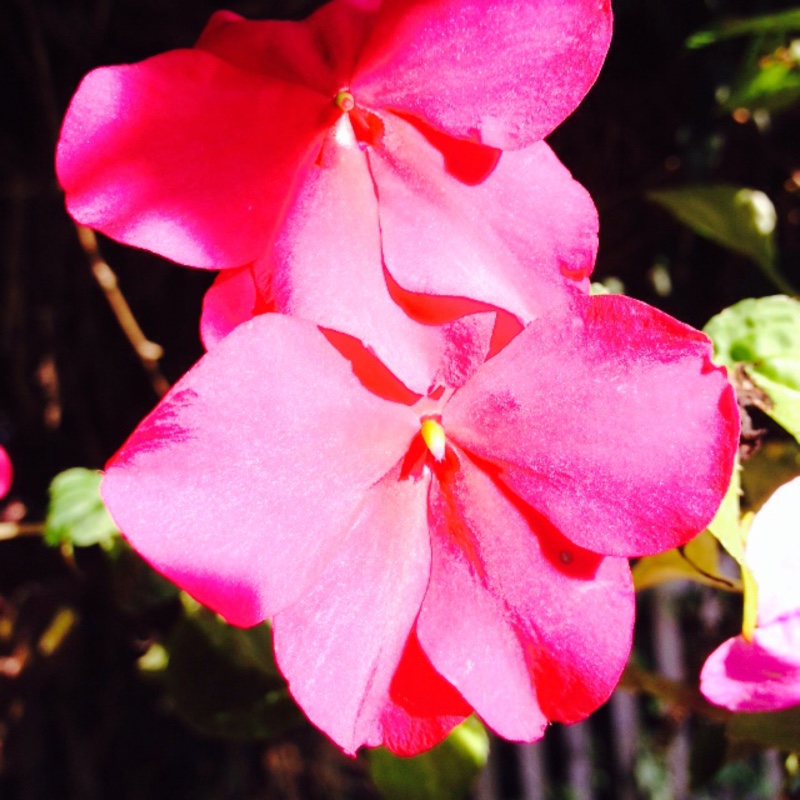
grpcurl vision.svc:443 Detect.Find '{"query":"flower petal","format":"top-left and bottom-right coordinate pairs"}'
top-left (199, 267), bottom-right (264, 350)
top-left (418, 453), bottom-right (633, 739)
top-left (56, 49), bottom-right (332, 267)
top-left (368, 115), bottom-right (597, 323)
top-left (353, 0), bottom-right (612, 149)
top-left (444, 295), bottom-right (739, 557)
top-left (258, 119), bottom-right (494, 394)
top-left (274, 467), bottom-right (435, 755)
top-left (101, 315), bottom-right (418, 626)
top-left (0, 446), bottom-right (11, 499)
top-left (700, 614), bottom-right (800, 712)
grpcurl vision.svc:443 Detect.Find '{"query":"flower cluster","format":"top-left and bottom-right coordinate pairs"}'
top-left (57, 0), bottom-right (739, 755)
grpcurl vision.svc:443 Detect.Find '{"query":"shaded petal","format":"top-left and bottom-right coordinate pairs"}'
top-left (368, 115), bottom-right (596, 322)
top-left (56, 49), bottom-right (331, 267)
top-left (444, 295), bottom-right (739, 557)
top-left (196, 2), bottom-right (373, 95)
top-left (258, 119), bottom-right (494, 394)
top-left (274, 467), bottom-right (434, 754)
top-left (353, 0), bottom-right (612, 149)
top-left (745, 477), bottom-right (800, 627)
top-left (700, 614), bottom-right (800, 712)
top-left (418, 453), bottom-right (633, 739)
top-left (102, 315), bottom-right (418, 626)
top-left (200, 267), bottom-right (259, 350)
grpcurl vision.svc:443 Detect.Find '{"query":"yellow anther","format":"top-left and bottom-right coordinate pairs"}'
top-left (334, 90), bottom-right (355, 112)
top-left (421, 419), bottom-right (446, 462)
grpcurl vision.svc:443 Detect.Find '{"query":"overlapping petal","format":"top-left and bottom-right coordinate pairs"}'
top-left (56, 49), bottom-right (333, 267)
top-left (353, 0), bottom-right (612, 148)
top-left (101, 315), bottom-right (418, 626)
top-left (443, 294), bottom-right (739, 557)
top-left (200, 267), bottom-right (260, 349)
top-left (418, 453), bottom-right (633, 740)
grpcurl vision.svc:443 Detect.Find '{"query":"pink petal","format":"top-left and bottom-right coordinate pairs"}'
top-left (258, 119), bottom-right (494, 394)
top-left (0, 446), bottom-right (11, 499)
top-left (745, 477), bottom-right (800, 626)
top-left (353, 0), bottom-right (612, 149)
top-left (367, 115), bottom-right (596, 324)
top-left (195, 2), bottom-right (373, 95)
top-left (101, 315), bottom-right (418, 626)
top-left (200, 267), bottom-right (259, 350)
top-left (700, 613), bottom-right (800, 712)
top-left (418, 452), bottom-right (634, 739)
top-left (443, 295), bottom-right (739, 557)
top-left (56, 49), bottom-right (332, 267)
top-left (273, 466), bottom-right (434, 755)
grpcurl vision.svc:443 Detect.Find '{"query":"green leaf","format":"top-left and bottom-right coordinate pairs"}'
top-left (45, 468), bottom-right (119, 548)
top-left (727, 706), bottom-right (800, 751)
top-left (707, 461), bottom-right (746, 567)
top-left (164, 604), bottom-right (302, 741)
top-left (648, 186), bottom-right (794, 295)
top-left (687, 9), bottom-right (800, 48)
top-left (705, 296), bottom-right (800, 443)
top-left (723, 56), bottom-right (800, 114)
top-left (370, 718), bottom-right (489, 800)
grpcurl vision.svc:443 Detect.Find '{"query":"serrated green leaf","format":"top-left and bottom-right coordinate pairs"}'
top-left (727, 706), bottom-right (800, 751)
top-left (705, 296), bottom-right (800, 443)
top-left (45, 468), bottom-right (119, 548)
top-left (370, 718), bottom-right (489, 800)
top-left (648, 186), bottom-right (794, 294)
top-left (687, 9), bottom-right (800, 48)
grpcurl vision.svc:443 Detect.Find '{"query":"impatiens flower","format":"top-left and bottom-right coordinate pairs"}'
top-left (56, 0), bottom-right (609, 391)
top-left (700, 477), bottom-right (800, 712)
top-left (0, 446), bottom-right (11, 499)
top-left (101, 294), bottom-right (738, 755)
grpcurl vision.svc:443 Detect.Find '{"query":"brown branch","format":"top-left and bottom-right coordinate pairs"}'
top-left (619, 663), bottom-right (732, 724)
top-left (75, 225), bottom-right (170, 398)
top-left (0, 522), bottom-right (45, 541)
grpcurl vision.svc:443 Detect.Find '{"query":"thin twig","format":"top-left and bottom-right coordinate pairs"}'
top-left (75, 225), bottom-right (170, 397)
top-left (0, 522), bottom-right (45, 541)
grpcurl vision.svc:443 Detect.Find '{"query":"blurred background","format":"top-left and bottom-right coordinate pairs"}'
top-left (2, 0), bottom-right (800, 797)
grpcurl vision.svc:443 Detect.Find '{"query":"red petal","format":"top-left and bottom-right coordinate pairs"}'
top-left (418, 454), bottom-right (633, 738)
top-left (101, 315), bottom-right (418, 626)
top-left (353, 0), bottom-right (612, 149)
top-left (258, 121), bottom-right (494, 394)
top-left (0, 446), bottom-right (11, 499)
top-left (367, 115), bottom-right (597, 323)
top-left (56, 49), bottom-right (331, 267)
top-left (195, 2), bottom-right (373, 95)
top-left (444, 295), bottom-right (740, 557)
top-left (200, 267), bottom-right (259, 350)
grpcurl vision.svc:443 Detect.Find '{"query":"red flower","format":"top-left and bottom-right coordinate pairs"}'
top-left (56, 0), bottom-right (609, 392)
top-left (101, 294), bottom-right (738, 754)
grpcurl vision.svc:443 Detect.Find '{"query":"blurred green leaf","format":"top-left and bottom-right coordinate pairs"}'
top-left (370, 717), bottom-right (489, 800)
top-left (633, 530), bottom-right (728, 591)
top-left (707, 461), bottom-right (746, 567)
top-left (106, 538), bottom-right (181, 614)
top-left (727, 706), bottom-right (800, 751)
top-left (45, 468), bottom-right (119, 548)
top-left (723, 55), bottom-right (800, 114)
top-left (648, 186), bottom-right (794, 295)
top-left (687, 9), bottom-right (800, 48)
top-left (705, 296), bottom-right (800, 443)
top-left (164, 604), bottom-right (302, 741)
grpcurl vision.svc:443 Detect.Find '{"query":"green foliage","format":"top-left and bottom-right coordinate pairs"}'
top-left (632, 530), bottom-right (727, 591)
top-left (370, 717), bottom-right (489, 800)
top-left (45, 468), bottom-right (119, 548)
top-left (707, 461), bottom-right (746, 567)
top-left (687, 9), bottom-right (800, 48)
top-left (727, 706), bottom-right (800, 751)
top-left (648, 186), bottom-right (794, 295)
top-left (705, 296), bottom-right (800, 444)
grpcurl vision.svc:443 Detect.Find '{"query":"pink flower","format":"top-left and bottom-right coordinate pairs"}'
top-left (700, 477), bottom-right (800, 712)
top-left (101, 294), bottom-right (738, 754)
top-left (0, 446), bottom-right (11, 499)
top-left (56, 0), bottom-right (609, 392)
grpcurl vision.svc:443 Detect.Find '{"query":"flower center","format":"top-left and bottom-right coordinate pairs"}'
top-left (334, 90), bottom-right (355, 112)
top-left (420, 418), bottom-right (446, 463)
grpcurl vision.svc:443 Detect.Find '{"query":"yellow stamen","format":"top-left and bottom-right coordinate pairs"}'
top-left (334, 90), bottom-right (355, 112)
top-left (421, 419), bottom-right (446, 462)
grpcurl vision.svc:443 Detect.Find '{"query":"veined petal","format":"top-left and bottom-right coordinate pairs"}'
top-left (56, 49), bottom-right (331, 267)
top-left (368, 115), bottom-right (596, 323)
top-left (418, 453), bottom-right (633, 739)
top-left (102, 315), bottom-right (419, 626)
top-left (444, 295), bottom-right (739, 557)
top-left (353, 0), bottom-right (612, 149)
top-left (200, 267), bottom-right (260, 350)
top-left (273, 467), bottom-right (433, 755)
top-left (258, 120), bottom-right (494, 395)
